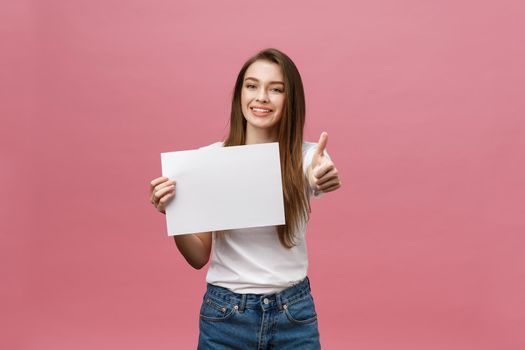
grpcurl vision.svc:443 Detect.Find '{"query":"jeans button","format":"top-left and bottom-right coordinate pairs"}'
top-left (263, 298), bottom-right (269, 304)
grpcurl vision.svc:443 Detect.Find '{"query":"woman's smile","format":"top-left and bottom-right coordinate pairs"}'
top-left (250, 105), bottom-right (273, 117)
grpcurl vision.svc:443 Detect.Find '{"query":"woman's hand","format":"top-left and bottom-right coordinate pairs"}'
top-left (149, 176), bottom-right (176, 214)
top-left (308, 132), bottom-right (342, 194)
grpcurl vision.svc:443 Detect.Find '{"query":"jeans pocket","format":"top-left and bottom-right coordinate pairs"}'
top-left (283, 294), bottom-right (318, 325)
top-left (199, 294), bottom-right (236, 322)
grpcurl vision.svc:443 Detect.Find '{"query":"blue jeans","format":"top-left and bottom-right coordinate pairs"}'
top-left (198, 276), bottom-right (320, 349)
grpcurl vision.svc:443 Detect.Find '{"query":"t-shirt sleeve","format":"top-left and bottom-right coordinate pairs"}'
top-left (199, 141), bottom-right (224, 150)
top-left (303, 143), bottom-right (332, 198)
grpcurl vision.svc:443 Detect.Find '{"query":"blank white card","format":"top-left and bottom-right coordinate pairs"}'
top-left (160, 142), bottom-right (285, 236)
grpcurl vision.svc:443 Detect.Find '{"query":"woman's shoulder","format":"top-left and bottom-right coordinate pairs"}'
top-left (302, 141), bottom-right (318, 155)
top-left (199, 141), bottom-right (224, 150)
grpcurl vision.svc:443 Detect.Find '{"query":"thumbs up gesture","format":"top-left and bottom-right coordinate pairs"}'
top-left (307, 132), bottom-right (342, 194)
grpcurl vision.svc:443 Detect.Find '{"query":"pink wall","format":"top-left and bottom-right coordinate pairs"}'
top-left (2, 0), bottom-right (524, 349)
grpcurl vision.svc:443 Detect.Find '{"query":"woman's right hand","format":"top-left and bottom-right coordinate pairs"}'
top-left (149, 176), bottom-right (176, 214)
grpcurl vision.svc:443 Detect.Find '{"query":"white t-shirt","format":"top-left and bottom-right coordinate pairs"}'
top-left (200, 141), bottom-right (330, 294)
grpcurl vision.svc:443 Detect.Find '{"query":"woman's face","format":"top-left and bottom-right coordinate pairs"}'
top-left (241, 60), bottom-right (285, 134)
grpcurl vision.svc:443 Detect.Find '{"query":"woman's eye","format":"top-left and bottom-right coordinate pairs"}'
top-left (246, 84), bottom-right (256, 89)
top-left (272, 88), bottom-right (283, 93)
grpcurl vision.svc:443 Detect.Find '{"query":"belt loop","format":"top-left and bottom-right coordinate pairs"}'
top-left (239, 294), bottom-right (247, 312)
top-left (276, 292), bottom-right (284, 311)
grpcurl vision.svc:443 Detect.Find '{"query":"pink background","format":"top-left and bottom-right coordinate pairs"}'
top-left (2, 0), bottom-right (524, 349)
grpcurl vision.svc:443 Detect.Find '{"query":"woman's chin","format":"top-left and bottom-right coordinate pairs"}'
top-left (246, 117), bottom-right (276, 129)
top-left (250, 122), bottom-right (278, 132)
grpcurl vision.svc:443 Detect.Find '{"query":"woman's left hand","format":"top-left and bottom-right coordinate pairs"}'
top-left (307, 132), bottom-right (342, 194)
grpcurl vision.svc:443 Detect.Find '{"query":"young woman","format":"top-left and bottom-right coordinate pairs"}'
top-left (149, 48), bottom-right (341, 349)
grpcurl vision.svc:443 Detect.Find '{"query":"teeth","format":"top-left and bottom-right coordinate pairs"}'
top-left (253, 108), bottom-right (271, 112)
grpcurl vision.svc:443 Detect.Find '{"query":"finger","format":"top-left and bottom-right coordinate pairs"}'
top-left (150, 177), bottom-right (169, 191)
top-left (315, 132), bottom-right (328, 158)
top-left (150, 179), bottom-right (176, 203)
top-left (322, 183), bottom-right (342, 193)
top-left (316, 169), bottom-right (339, 186)
top-left (157, 192), bottom-right (175, 211)
top-left (313, 161), bottom-right (334, 179)
top-left (154, 179), bottom-right (176, 193)
top-left (318, 178), bottom-right (341, 191)
top-left (154, 190), bottom-right (174, 210)
top-left (153, 185), bottom-right (175, 203)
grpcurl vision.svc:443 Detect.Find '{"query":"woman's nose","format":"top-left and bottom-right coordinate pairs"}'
top-left (256, 89), bottom-right (269, 102)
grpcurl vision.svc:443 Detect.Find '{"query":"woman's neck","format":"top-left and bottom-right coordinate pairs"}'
top-left (245, 125), bottom-right (278, 145)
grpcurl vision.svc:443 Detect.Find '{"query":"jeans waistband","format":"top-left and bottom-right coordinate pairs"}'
top-left (204, 276), bottom-right (312, 312)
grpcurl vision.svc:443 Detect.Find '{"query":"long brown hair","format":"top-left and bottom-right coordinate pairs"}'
top-left (224, 48), bottom-right (310, 248)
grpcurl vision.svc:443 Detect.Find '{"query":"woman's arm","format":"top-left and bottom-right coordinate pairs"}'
top-left (173, 232), bottom-right (212, 270)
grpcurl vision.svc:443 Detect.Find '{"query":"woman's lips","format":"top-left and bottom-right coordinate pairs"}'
top-left (250, 106), bottom-right (272, 117)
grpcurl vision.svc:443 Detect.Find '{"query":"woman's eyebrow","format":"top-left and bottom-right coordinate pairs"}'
top-left (244, 77), bottom-right (284, 85)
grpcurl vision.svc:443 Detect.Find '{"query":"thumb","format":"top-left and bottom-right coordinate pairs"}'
top-left (314, 131), bottom-right (328, 159)
top-left (311, 132), bottom-right (328, 173)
